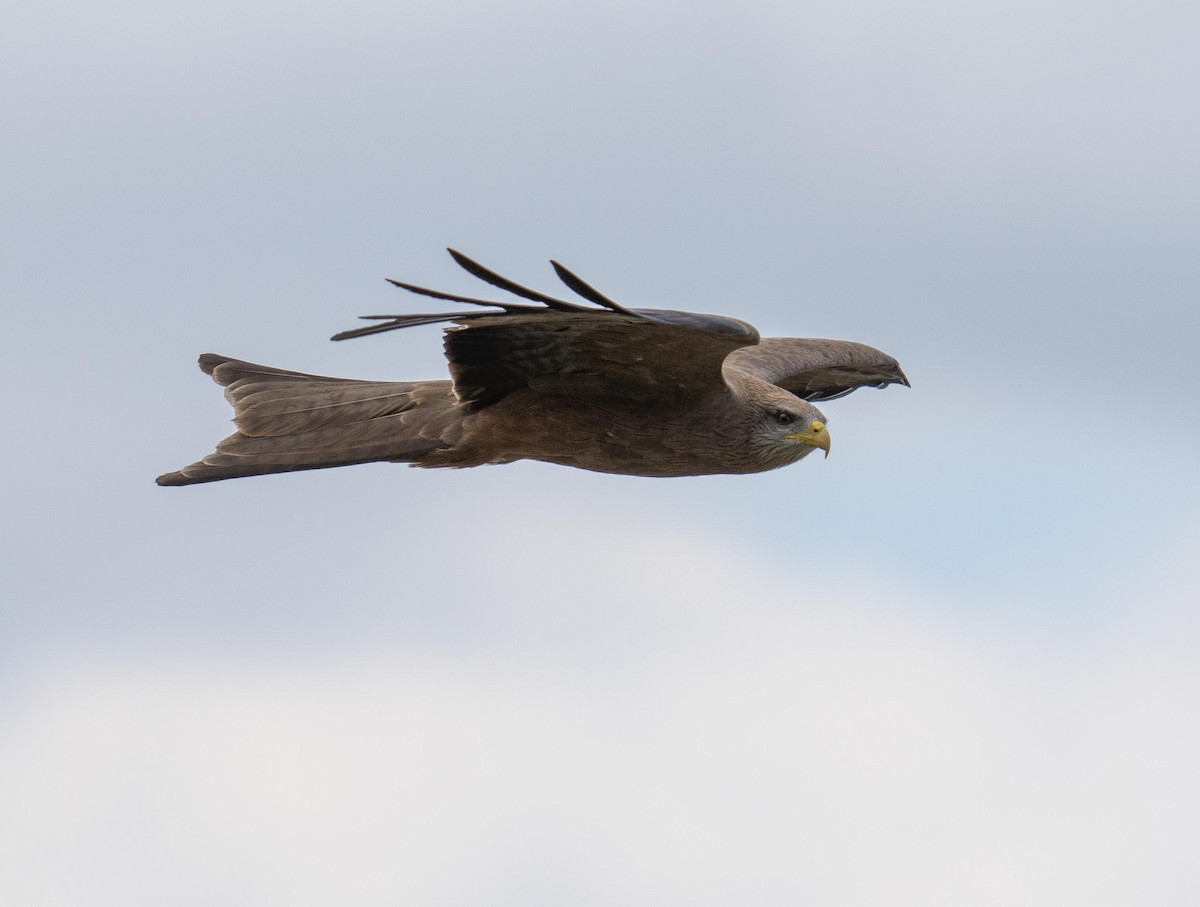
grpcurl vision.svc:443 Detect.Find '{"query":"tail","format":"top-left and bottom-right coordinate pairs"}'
top-left (156, 354), bottom-right (459, 486)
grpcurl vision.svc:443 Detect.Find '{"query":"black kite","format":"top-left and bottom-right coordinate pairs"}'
top-left (157, 250), bottom-right (908, 485)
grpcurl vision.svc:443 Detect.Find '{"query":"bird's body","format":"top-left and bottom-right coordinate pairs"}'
top-left (418, 376), bottom-right (791, 477)
top-left (157, 251), bottom-right (908, 486)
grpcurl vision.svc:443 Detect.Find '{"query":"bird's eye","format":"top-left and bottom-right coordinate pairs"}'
top-left (773, 410), bottom-right (794, 426)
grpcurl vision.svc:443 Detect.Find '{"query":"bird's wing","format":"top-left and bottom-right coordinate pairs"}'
top-left (724, 337), bottom-right (909, 402)
top-left (333, 250), bottom-right (760, 410)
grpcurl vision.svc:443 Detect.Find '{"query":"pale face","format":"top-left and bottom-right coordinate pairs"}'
top-left (750, 390), bottom-right (830, 469)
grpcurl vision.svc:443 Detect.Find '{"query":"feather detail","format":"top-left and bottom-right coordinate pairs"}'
top-left (156, 355), bottom-right (460, 485)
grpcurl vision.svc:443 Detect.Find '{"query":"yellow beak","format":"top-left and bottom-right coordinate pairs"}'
top-left (786, 420), bottom-right (831, 458)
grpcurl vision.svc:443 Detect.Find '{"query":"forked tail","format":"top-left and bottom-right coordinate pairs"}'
top-left (156, 354), bottom-right (458, 485)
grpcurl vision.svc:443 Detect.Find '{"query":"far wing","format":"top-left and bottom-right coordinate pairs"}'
top-left (724, 337), bottom-right (909, 402)
top-left (333, 250), bottom-right (760, 411)
top-left (444, 308), bottom-right (758, 410)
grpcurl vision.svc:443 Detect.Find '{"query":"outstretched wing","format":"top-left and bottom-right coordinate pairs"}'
top-left (333, 250), bottom-right (761, 411)
top-left (724, 337), bottom-right (909, 402)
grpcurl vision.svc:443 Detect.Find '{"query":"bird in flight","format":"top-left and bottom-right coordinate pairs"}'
top-left (157, 250), bottom-right (908, 486)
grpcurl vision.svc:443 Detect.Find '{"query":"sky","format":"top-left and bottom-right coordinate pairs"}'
top-left (3, 0), bottom-right (1199, 903)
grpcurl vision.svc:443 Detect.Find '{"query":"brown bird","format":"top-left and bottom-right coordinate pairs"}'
top-left (156, 250), bottom-right (908, 486)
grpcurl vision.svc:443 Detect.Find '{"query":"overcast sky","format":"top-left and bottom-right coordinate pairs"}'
top-left (3, 0), bottom-right (1199, 903)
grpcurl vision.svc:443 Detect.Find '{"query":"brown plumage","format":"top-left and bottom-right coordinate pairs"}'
top-left (156, 250), bottom-right (908, 486)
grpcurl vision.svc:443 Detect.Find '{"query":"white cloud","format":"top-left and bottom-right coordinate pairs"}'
top-left (3, 520), bottom-right (1197, 906)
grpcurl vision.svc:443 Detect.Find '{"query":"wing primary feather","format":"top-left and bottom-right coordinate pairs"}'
top-left (335, 251), bottom-right (686, 343)
top-left (549, 260), bottom-right (637, 315)
top-left (331, 321), bottom-right (417, 341)
top-left (356, 312), bottom-right (477, 323)
top-left (447, 248), bottom-right (590, 312)
top-left (331, 312), bottom-right (492, 341)
top-left (385, 278), bottom-right (540, 313)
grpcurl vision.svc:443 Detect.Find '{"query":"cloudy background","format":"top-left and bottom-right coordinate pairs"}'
top-left (4, 0), bottom-right (1199, 903)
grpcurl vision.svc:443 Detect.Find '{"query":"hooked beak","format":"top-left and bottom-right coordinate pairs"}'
top-left (786, 420), bottom-right (831, 458)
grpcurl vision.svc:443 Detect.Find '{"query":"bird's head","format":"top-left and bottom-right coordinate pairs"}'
top-left (747, 385), bottom-right (830, 469)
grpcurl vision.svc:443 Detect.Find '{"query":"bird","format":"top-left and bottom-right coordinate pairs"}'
top-left (156, 249), bottom-right (909, 486)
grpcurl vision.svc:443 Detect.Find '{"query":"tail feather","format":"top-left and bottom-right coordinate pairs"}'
top-left (236, 383), bottom-right (422, 437)
top-left (157, 354), bottom-right (459, 486)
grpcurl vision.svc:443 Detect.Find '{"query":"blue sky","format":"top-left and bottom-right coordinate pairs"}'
top-left (3, 0), bottom-right (1199, 903)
